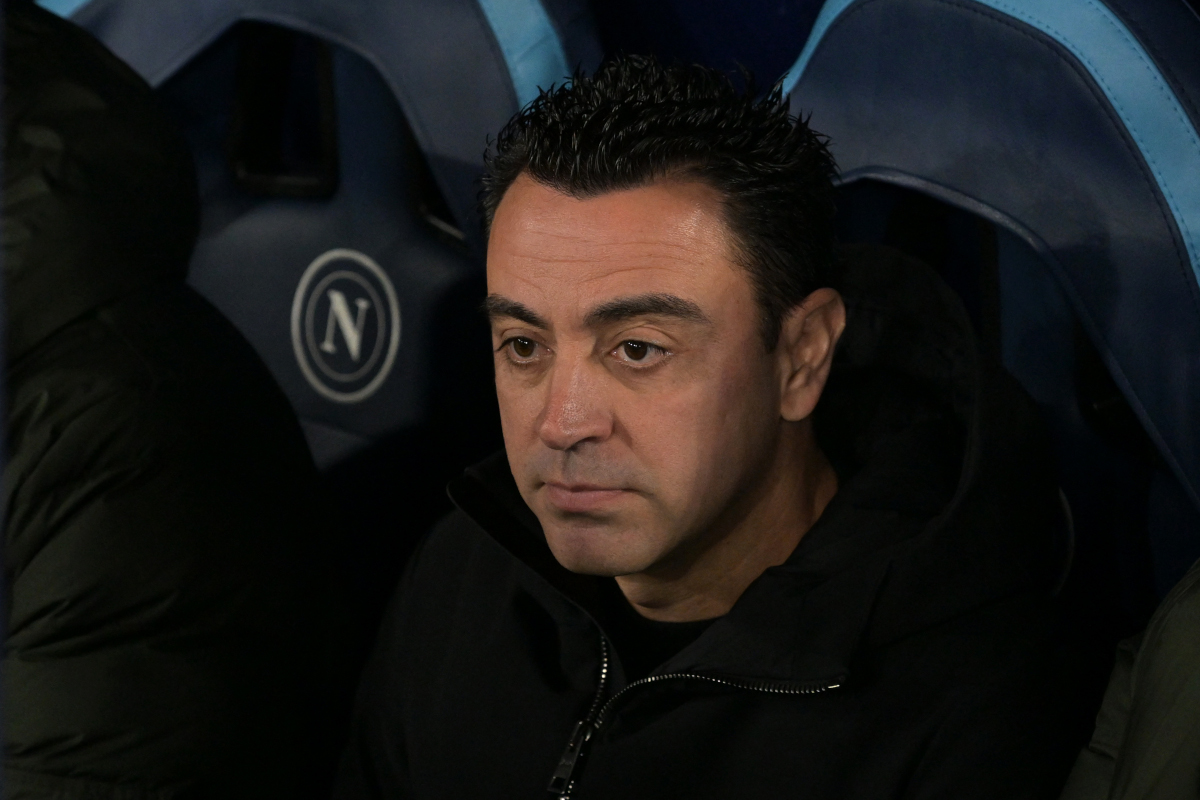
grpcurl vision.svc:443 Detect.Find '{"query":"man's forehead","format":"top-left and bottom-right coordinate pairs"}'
top-left (494, 172), bottom-right (722, 232)
top-left (486, 174), bottom-right (742, 312)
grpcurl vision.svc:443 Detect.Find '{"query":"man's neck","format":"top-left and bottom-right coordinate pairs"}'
top-left (615, 421), bottom-right (839, 623)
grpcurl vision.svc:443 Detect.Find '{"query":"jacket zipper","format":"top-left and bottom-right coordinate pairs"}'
top-left (547, 635), bottom-right (843, 799)
top-left (547, 636), bottom-right (611, 799)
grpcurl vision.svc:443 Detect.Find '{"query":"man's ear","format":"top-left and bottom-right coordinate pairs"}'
top-left (776, 287), bottom-right (847, 422)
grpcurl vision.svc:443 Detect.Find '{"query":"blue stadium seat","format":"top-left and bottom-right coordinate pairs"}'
top-left (782, 0), bottom-right (1200, 674)
top-left (41, 0), bottom-right (601, 658)
top-left (49, 0), bottom-right (600, 469)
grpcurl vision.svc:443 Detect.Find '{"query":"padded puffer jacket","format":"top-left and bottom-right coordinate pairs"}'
top-left (3, 4), bottom-right (348, 797)
top-left (1059, 555), bottom-right (1200, 800)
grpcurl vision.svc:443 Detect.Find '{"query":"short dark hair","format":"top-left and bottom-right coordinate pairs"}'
top-left (481, 55), bottom-right (839, 348)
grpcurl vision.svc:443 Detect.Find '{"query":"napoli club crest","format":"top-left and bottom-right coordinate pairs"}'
top-left (291, 248), bottom-right (401, 403)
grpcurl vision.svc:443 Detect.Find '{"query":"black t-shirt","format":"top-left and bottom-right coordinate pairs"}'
top-left (597, 579), bottom-right (718, 682)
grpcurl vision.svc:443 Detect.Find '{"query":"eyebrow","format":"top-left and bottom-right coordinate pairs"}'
top-left (584, 293), bottom-right (710, 327)
top-left (483, 295), bottom-right (551, 329)
top-left (482, 292), bottom-right (710, 331)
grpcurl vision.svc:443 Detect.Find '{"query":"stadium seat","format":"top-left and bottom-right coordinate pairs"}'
top-left (42, 0), bottom-right (601, 659)
top-left (783, 0), bottom-right (1200, 702)
top-left (52, 0), bottom-right (600, 465)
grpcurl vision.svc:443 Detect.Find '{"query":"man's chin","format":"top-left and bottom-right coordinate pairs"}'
top-left (540, 521), bottom-right (654, 577)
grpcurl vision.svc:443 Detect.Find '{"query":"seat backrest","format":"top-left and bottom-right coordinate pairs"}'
top-left (51, 0), bottom-right (600, 470)
top-left (783, 0), bottom-right (1200, 657)
top-left (43, 0), bottom-right (601, 665)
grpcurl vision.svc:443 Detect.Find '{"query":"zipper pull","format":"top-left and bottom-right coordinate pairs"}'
top-left (547, 719), bottom-right (594, 795)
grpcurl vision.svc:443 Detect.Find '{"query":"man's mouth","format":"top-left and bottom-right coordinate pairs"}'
top-left (542, 481), bottom-right (630, 513)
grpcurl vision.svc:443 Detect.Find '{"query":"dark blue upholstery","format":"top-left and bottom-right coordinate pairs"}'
top-left (589, 0), bottom-right (824, 85)
top-left (785, 0), bottom-right (1200, 650)
top-left (49, 0), bottom-right (601, 470)
top-left (62, 0), bottom-right (598, 232)
top-left (42, 0), bottom-right (601, 665)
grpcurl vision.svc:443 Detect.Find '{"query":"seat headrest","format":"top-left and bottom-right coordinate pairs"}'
top-left (54, 0), bottom-right (601, 237)
top-left (784, 0), bottom-right (1200, 512)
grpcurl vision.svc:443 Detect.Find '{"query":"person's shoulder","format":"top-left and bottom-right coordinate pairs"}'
top-left (870, 588), bottom-right (1059, 703)
top-left (393, 506), bottom-right (522, 618)
top-left (864, 592), bottom-right (1078, 794)
top-left (364, 505), bottom-right (527, 684)
top-left (414, 506), bottom-right (500, 569)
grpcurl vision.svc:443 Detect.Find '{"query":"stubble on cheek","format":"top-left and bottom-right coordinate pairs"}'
top-left (667, 351), bottom-right (779, 539)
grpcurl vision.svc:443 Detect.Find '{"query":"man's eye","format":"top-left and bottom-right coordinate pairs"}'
top-left (614, 340), bottom-right (667, 366)
top-left (509, 337), bottom-right (537, 359)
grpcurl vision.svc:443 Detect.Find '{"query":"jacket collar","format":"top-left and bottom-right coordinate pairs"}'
top-left (448, 449), bottom-right (928, 687)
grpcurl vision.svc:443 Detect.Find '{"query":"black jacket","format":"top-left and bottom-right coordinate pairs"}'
top-left (3, 4), bottom-right (347, 797)
top-left (335, 245), bottom-right (1079, 799)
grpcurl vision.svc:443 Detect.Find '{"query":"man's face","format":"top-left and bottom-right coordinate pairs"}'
top-left (486, 174), bottom-right (787, 577)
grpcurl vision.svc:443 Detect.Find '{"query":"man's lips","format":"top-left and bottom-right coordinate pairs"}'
top-left (542, 481), bottom-right (631, 513)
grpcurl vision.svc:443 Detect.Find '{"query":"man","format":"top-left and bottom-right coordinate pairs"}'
top-left (336, 57), bottom-right (1078, 798)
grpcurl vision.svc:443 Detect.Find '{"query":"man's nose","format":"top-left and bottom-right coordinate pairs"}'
top-left (536, 354), bottom-right (612, 451)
